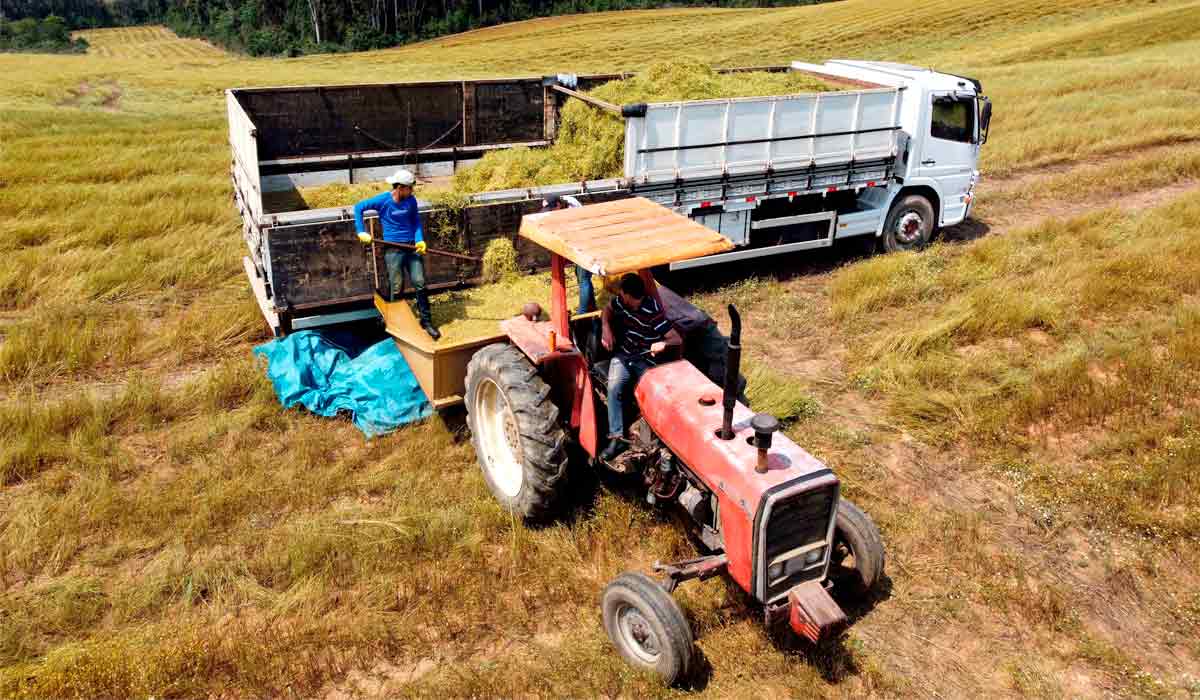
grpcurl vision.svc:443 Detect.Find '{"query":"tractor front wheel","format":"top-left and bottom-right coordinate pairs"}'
top-left (465, 343), bottom-right (568, 520)
top-left (830, 498), bottom-right (886, 596)
top-left (601, 572), bottom-right (694, 686)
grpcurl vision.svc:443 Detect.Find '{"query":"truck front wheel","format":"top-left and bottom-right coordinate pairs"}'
top-left (465, 343), bottom-right (568, 520)
top-left (881, 194), bottom-right (935, 252)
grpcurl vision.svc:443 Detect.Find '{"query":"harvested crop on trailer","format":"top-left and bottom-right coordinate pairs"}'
top-left (289, 180), bottom-right (458, 211)
top-left (428, 270), bottom-right (607, 344)
top-left (454, 60), bottom-right (839, 191)
top-left (429, 272), bottom-right (548, 343)
top-left (289, 61), bottom-right (838, 210)
top-left (296, 182), bottom-right (385, 210)
top-left (480, 238), bottom-right (519, 282)
top-left (743, 360), bottom-right (821, 423)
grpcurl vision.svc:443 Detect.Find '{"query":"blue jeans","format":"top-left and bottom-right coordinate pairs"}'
top-left (607, 355), bottom-right (650, 438)
top-left (575, 265), bottom-right (595, 315)
top-left (384, 249), bottom-right (430, 323)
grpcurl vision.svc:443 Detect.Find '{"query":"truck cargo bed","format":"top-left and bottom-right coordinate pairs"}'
top-left (228, 65), bottom-right (900, 335)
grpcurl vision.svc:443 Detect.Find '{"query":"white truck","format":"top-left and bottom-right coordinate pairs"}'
top-left (228, 60), bottom-right (991, 333)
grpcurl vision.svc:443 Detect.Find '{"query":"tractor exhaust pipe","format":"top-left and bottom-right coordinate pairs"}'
top-left (719, 304), bottom-right (741, 440)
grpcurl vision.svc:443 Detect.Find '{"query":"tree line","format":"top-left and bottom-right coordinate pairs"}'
top-left (0, 0), bottom-right (830, 55)
top-left (0, 14), bottom-right (88, 52)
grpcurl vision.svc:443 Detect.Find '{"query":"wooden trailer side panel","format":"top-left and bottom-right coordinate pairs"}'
top-left (233, 79), bottom-right (557, 162)
top-left (266, 191), bottom-right (630, 311)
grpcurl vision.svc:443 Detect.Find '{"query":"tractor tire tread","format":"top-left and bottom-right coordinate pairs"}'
top-left (465, 343), bottom-right (568, 520)
top-left (601, 572), bottom-right (694, 686)
top-left (834, 498), bottom-right (886, 596)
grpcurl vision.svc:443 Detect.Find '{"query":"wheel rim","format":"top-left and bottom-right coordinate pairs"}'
top-left (895, 210), bottom-right (924, 245)
top-left (616, 603), bottom-right (661, 665)
top-left (832, 538), bottom-right (857, 571)
top-left (474, 377), bottom-right (523, 498)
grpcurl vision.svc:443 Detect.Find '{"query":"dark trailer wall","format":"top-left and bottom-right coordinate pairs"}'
top-left (228, 74), bottom-right (626, 335)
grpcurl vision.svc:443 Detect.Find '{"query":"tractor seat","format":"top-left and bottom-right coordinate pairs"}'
top-left (590, 359), bottom-right (611, 395)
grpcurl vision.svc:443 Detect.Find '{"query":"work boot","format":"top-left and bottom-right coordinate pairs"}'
top-left (421, 322), bottom-right (441, 341)
top-left (600, 439), bottom-right (627, 463)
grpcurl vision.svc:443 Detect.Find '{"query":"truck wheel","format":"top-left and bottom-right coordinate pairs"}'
top-left (881, 194), bottom-right (935, 252)
top-left (831, 498), bottom-right (886, 596)
top-left (601, 572), bottom-right (694, 686)
top-left (465, 343), bottom-right (568, 520)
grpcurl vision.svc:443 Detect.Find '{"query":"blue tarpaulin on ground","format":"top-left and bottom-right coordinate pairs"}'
top-left (254, 330), bottom-right (431, 437)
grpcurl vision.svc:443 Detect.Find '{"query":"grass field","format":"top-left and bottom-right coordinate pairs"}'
top-left (3, 0), bottom-right (1200, 696)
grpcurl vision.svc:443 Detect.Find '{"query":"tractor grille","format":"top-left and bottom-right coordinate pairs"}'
top-left (763, 485), bottom-right (837, 601)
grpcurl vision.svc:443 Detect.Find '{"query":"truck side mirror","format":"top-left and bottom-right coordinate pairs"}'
top-left (978, 98), bottom-right (993, 145)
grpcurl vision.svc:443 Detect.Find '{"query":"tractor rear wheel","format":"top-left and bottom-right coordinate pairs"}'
top-left (601, 572), bottom-right (694, 686)
top-left (830, 498), bottom-right (886, 596)
top-left (465, 343), bottom-right (568, 520)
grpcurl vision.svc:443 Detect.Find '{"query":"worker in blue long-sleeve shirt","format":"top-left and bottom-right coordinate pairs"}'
top-left (354, 169), bottom-right (440, 340)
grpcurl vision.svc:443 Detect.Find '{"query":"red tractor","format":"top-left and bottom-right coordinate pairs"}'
top-left (464, 198), bottom-right (885, 684)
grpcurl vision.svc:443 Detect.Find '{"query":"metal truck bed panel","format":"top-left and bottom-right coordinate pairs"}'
top-left (624, 88), bottom-right (901, 184)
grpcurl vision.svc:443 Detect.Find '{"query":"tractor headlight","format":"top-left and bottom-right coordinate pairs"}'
top-left (804, 546), bottom-right (825, 566)
top-left (768, 562), bottom-right (785, 581)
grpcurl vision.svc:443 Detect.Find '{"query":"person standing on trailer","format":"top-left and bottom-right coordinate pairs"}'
top-left (355, 169), bottom-right (440, 340)
top-left (541, 194), bottom-right (596, 316)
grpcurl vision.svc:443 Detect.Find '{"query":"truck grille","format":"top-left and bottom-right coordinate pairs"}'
top-left (763, 485), bottom-right (837, 601)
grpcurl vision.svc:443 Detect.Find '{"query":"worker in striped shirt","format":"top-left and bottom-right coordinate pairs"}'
top-left (599, 273), bottom-right (681, 461)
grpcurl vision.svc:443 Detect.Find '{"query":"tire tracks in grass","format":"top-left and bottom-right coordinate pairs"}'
top-left (949, 177), bottom-right (1200, 245)
top-left (735, 171), bottom-right (1200, 695)
top-left (985, 136), bottom-right (1200, 183)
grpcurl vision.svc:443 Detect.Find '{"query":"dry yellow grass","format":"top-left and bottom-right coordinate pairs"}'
top-left (75, 25), bottom-right (228, 59)
top-left (4, 1), bottom-right (1200, 696)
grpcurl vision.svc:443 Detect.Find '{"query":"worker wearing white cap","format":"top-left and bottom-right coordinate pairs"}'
top-left (354, 169), bottom-right (439, 340)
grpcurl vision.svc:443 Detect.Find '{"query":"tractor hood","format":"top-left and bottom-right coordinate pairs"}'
top-left (635, 361), bottom-right (838, 591)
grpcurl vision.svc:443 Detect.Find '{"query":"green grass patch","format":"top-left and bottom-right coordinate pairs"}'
top-left (743, 360), bottom-right (821, 423)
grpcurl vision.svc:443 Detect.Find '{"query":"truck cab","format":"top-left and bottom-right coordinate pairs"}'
top-left (792, 60), bottom-right (992, 238)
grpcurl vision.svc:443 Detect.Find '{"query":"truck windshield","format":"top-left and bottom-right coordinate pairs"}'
top-left (931, 97), bottom-right (975, 143)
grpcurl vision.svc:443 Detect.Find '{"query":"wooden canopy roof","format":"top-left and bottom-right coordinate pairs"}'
top-left (518, 197), bottom-right (734, 276)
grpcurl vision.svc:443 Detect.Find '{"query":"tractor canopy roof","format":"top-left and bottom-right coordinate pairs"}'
top-left (518, 197), bottom-right (734, 276)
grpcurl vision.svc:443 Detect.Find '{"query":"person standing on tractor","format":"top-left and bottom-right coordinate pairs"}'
top-left (355, 169), bottom-right (440, 340)
top-left (541, 194), bottom-right (595, 316)
top-left (600, 273), bottom-right (681, 461)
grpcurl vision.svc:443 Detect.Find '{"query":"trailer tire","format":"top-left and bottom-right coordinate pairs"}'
top-left (466, 343), bottom-right (568, 520)
top-left (881, 194), bottom-right (935, 252)
top-left (602, 572), bottom-right (694, 686)
top-left (831, 498), bottom-right (886, 596)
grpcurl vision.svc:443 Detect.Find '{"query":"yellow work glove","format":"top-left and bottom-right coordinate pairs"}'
top-left (357, 231), bottom-right (372, 244)
top-left (415, 241), bottom-right (427, 255)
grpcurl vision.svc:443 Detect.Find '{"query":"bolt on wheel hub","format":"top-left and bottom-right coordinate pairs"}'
top-left (897, 211), bottom-right (923, 244)
top-left (618, 605), bottom-right (660, 662)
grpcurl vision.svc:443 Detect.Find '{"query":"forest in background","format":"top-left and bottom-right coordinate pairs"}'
top-left (0, 14), bottom-right (89, 51)
top-left (0, 0), bottom-right (831, 55)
